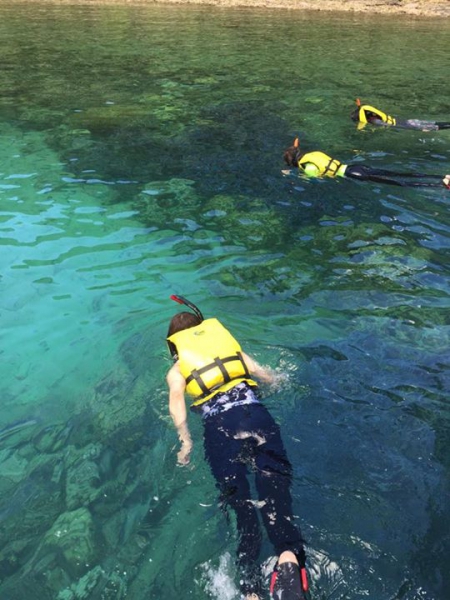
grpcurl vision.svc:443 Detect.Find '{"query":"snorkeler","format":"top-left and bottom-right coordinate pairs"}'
top-left (166, 296), bottom-right (308, 600)
top-left (351, 98), bottom-right (450, 131)
top-left (283, 138), bottom-right (450, 189)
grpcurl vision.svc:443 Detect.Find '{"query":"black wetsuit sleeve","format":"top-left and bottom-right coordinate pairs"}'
top-left (345, 165), bottom-right (444, 188)
top-left (370, 118), bottom-right (389, 127)
top-left (369, 118), bottom-right (448, 130)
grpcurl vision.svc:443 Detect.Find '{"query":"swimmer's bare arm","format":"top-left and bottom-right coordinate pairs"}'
top-left (167, 362), bottom-right (192, 466)
top-left (241, 351), bottom-right (285, 386)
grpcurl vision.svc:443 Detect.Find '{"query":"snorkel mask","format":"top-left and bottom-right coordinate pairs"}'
top-left (167, 295), bottom-right (205, 359)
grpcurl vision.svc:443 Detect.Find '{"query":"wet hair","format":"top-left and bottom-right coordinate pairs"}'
top-left (283, 145), bottom-right (302, 167)
top-left (350, 108), bottom-right (360, 122)
top-left (167, 311), bottom-right (202, 338)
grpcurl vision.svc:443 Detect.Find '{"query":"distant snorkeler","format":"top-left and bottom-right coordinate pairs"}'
top-left (351, 98), bottom-right (450, 131)
top-left (283, 138), bottom-right (450, 189)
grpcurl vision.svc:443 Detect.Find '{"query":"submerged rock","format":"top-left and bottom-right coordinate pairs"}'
top-left (39, 507), bottom-right (98, 578)
top-left (0, 418), bottom-right (40, 449)
top-left (56, 565), bottom-right (106, 600)
top-left (0, 507), bottom-right (100, 599)
top-left (33, 422), bottom-right (73, 454)
top-left (68, 105), bottom-right (155, 135)
top-left (202, 194), bottom-right (290, 250)
top-left (119, 326), bottom-right (155, 377)
top-left (135, 177), bottom-right (201, 230)
top-left (65, 458), bottom-right (102, 511)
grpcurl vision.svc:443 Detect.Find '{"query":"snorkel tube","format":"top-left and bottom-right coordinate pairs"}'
top-left (355, 97), bottom-right (364, 119)
top-left (293, 137), bottom-right (302, 164)
top-left (354, 98), bottom-right (368, 130)
top-left (170, 294), bottom-right (204, 322)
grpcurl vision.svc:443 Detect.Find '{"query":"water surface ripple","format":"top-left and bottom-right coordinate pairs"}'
top-left (0, 4), bottom-right (449, 599)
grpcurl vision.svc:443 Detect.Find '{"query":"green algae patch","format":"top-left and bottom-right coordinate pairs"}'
top-left (135, 178), bottom-right (202, 229)
top-left (201, 194), bottom-right (290, 250)
top-left (69, 105), bottom-right (159, 135)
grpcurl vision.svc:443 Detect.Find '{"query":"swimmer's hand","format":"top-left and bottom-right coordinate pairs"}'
top-left (177, 439), bottom-right (193, 466)
top-left (269, 371), bottom-right (290, 391)
top-left (443, 174), bottom-right (450, 189)
top-left (242, 352), bottom-right (289, 390)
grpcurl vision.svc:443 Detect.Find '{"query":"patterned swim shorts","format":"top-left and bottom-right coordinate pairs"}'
top-left (197, 382), bottom-right (260, 419)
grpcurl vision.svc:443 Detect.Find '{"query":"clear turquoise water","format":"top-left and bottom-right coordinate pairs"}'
top-left (0, 3), bottom-right (449, 599)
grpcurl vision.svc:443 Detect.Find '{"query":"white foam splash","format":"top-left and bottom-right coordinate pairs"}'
top-left (200, 553), bottom-right (241, 600)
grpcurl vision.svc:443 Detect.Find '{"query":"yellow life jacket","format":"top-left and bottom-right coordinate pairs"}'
top-left (297, 151), bottom-right (347, 178)
top-left (358, 104), bottom-right (396, 126)
top-left (167, 318), bottom-right (258, 406)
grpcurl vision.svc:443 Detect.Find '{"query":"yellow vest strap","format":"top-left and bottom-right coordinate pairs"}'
top-left (185, 351), bottom-right (250, 398)
top-left (323, 157), bottom-right (342, 176)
